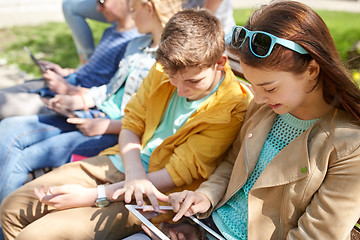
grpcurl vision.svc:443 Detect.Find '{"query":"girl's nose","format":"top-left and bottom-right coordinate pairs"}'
top-left (254, 92), bottom-right (268, 104)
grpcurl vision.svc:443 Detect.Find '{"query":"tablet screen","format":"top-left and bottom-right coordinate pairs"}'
top-left (126, 205), bottom-right (172, 240)
top-left (125, 205), bottom-right (226, 240)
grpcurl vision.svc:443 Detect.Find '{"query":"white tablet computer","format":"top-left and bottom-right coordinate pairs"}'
top-left (125, 204), bottom-right (226, 240)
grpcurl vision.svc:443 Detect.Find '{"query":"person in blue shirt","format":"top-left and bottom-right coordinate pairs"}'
top-left (62, 0), bottom-right (236, 65)
top-left (0, 0), bottom-right (140, 120)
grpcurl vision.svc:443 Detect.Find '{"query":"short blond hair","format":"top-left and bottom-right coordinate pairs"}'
top-left (139, 0), bottom-right (183, 27)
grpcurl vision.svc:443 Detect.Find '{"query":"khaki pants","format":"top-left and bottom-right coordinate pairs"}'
top-left (0, 156), bottom-right (142, 240)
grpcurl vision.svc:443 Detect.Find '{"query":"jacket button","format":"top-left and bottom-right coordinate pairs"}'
top-left (248, 133), bottom-right (253, 138)
top-left (301, 167), bottom-right (307, 173)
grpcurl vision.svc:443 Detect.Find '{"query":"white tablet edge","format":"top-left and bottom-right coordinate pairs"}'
top-left (125, 204), bottom-right (171, 240)
top-left (188, 215), bottom-right (226, 240)
top-left (125, 204), bottom-right (226, 240)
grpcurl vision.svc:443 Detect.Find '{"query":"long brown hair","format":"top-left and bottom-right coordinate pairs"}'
top-left (231, 0), bottom-right (360, 122)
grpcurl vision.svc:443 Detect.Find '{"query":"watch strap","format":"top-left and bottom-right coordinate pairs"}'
top-left (97, 185), bottom-right (107, 199)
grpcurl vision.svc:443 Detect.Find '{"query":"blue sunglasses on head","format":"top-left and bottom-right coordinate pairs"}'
top-left (231, 26), bottom-right (308, 58)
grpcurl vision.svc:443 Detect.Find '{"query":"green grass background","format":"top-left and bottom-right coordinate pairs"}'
top-left (0, 9), bottom-right (359, 85)
top-left (233, 9), bottom-right (360, 62)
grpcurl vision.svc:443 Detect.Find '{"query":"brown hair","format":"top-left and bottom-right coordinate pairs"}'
top-left (156, 8), bottom-right (225, 75)
top-left (231, 0), bottom-right (360, 122)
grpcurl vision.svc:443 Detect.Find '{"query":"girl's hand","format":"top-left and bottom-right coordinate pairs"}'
top-left (48, 94), bottom-right (83, 111)
top-left (43, 69), bottom-right (71, 94)
top-left (168, 190), bottom-right (211, 222)
top-left (67, 118), bottom-right (111, 136)
top-left (43, 97), bottom-right (76, 118)
top-left (112, 177), bottom-right (168, 212)
top-left (34, 184), bottom-right (97, 210)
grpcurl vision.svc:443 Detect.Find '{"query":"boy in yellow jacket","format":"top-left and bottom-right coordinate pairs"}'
top-left (1, 9), bottom-right (252, 240)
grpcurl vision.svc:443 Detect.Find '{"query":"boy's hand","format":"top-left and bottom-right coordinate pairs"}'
top-left (112, 177), bottom-right (168, 212)
top-left (168, 190), bottom-right (211, 222)
top-left (43, 69), bottom-right (72, 94)
top-left (34, 184), bottom-right (97, 210)
top-left (67, 118), bottom-right (111, 136)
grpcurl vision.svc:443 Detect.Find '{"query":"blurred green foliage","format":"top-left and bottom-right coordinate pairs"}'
top-left (0, 20), bottom-right (109, 77)
top-left (0, 9), bottom-right (359, 85)
top-left (233, 9), bottom-right (360, 86)
top-left (233, 9), bottom-right (360, 62)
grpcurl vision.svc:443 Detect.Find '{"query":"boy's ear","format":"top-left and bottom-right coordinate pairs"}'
top-left (215, 54), bottom-right (228, 71)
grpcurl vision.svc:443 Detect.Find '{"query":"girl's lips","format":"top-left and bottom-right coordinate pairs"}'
top-left (269, 103), bottom-right (281, 109)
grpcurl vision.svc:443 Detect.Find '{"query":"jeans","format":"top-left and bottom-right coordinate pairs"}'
top-left (123, 232), bottom-right (151, 240)
top-left (0, 74), bottom-right (78, 119)
top-left (0, 79), bottom-right (54, 119)
top-left (0, 112), bottom-right (118, 203)
top-left (62, 0), bottom-right (108, 60)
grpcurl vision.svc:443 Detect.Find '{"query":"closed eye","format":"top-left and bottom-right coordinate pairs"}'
top-left (265, 87), bottom-right (276, 93)
top-left (189, 80), bottom-right (201, 84)
top-left (186, 78), bottom-right (202, 84)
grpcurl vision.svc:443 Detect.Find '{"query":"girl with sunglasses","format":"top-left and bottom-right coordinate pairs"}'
top-left (166, 1), bottom-right (360, 239)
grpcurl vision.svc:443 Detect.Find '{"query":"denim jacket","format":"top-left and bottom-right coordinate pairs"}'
top-left (87, 34), bottom-right (156, 113)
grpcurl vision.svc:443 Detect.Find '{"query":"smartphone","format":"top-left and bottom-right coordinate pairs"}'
top-left (24, 46), bottom-right (47, 73)
top-left (125, 205), bottom-right (226, 240)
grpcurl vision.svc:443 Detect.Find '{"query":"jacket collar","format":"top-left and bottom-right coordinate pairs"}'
top-left (220, 106), bottom-right (350, 207)
top-left (244, 107), bottom-right (313, 189)
top-left (246, 106), bottom-right (343, 189)
top-left (138, 33), bottom-right (157, 52)
top-left (252, 130), bottom-right (311, 189)
top-left (149, 62), bottom-right (250, 128)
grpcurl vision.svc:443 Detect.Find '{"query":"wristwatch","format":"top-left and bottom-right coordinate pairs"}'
top-left (95, 185), bottom-right (110, 207)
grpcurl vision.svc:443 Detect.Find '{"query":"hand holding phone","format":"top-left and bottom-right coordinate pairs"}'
top-left (24, 46), bottom-right (47, 73)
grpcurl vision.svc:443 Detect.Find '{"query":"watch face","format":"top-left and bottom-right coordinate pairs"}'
top-left (95, 199), bottom-right (110, 207)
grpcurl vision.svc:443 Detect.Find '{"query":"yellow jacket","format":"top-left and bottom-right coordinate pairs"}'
top-left (100, 62), bottom-right (252, 193)
top-left (197, 101), bottom-right (360, 239)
